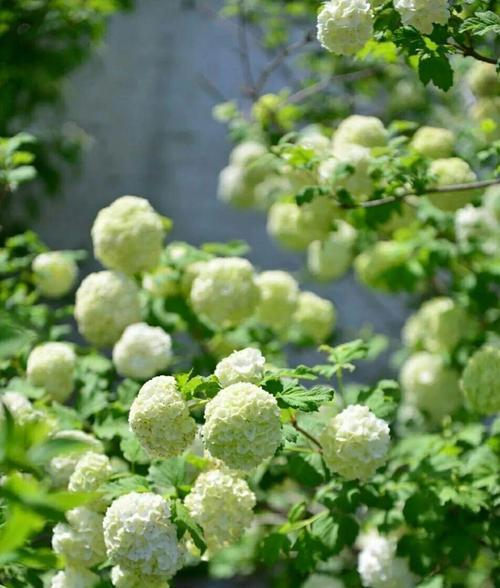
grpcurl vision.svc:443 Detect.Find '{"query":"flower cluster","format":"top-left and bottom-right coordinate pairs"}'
top-left (32, 251), bottom-right (77, 298)
top-left (317, 0), bottom-right (373, 56)
top-left (320, 405), bottom-right (390, 481)
top-left (0, 392), bottom-right (39, 425)
top-left (307, 221), bottom-right (357, 282)
top-left (393, 0), bottom-right (449, 34)
top-left (50, 567), bottom-right (99, 588)
top-left (185, 469), bottom-right (256, 551)
top-left (428, 158), bottom-right (479, 211)
top-left (129, 376), bottom-right (196, 459)
top-left (27, 342), bottom-right (76, 402)
top-left (255, 270), bottom-right (299, 330)
top-left (410, 126), bottom-right (455, 159)
top-left (461, 346), bottom-right (500, 415)
top-left (293, 291), bottom-right (336, 344)
top-left (68, 452), bottom-right (112, 510)
top-left (358, 532), bottom-right (414, 588)
top-left (202, 382), bottom-right (281, 470)
top-left (214, 347), bottom-right (265, 388)
top-left (111, 566), bottom-right (170, 588)
top-left (112, 322), bottom-right (172, 380)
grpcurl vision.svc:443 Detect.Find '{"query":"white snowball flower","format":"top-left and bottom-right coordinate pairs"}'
top-left (333, 115), bottom-right (388, 149)
top-left (112, 323), bottom-right (173, 380)
top-left (215, 347), bottom-right (265, 388)
top-left (400, 352), bottom-right (462, 421)
top-left (129, 376), bottom-right (196, 459)
top-left (483, 185), bottom-right (500, 222)
top-left (293, 291), bottom-right (336, 343)
top-left (185, 469), bottom-right (256, 551)
top-left (354, 241), bottom-right (411, 291)
top-left (428, 158), bottom-right (479, 212)
top-left (410, 126), bottom-right (455, 159)
top-left (202, 383), bottom-right (281, 470)
top-left (255, 270), bottom-right (299, 330)
top-left (467, 62), bottom-right (500, 98)
top-left (68, 452), bottom-right (112, 510)
top-left (321, 143), bottom-right (373, 198)
top-left (103, 492), bottom-right (183, 578)
top-left (27, 342), bottom-right (76, 402)
top-left (50, 567), bottom-right (99, 588)
top-left (217, 165), bottom-right (256, 208)
top-left (461, 346), bottom-right (500, 415)
top-left (91, 195), bottom-right (165, 274)
top-left (320, 405), bottom-right (390, 481)
top-left (455, 205), bottom-right (500, 255)
top-left (52, 507), bottom-right (106, 568)
top-left (190, 257), bottom-right (260, 327)
top-left (317, 0), bottom-right (373, 56)
top-left (48, 430), bottom-right (103, 488)
top-left (394, 0), bottom-right (449, 34)
top-left (32, 252), bottom-right (77, 298)
top-left (0, 392), bottom-right (39, 425)
top-left (358, 532), bottom-right (414, 588)
top-left (229, 141), bottom-right (268, 166)
top-left (111, 566), bottom-right (169, 588)
top-left (75, 271), bottom-right (142, 347)
top-left (307, 222), bottom-right (357, 282)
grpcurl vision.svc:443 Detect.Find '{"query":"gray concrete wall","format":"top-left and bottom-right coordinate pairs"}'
top-left (33, 0), bottom-right (409, 381)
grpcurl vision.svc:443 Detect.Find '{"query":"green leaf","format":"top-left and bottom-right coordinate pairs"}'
top-left (275, 383), bottom-right (334, 412)
top-left (148, 458), bottom-right (185, 492)
top-left (288, 453), bottom-right (326, 487)
top-left (201, 240), bottom-right (250, 257)
top-left (259, 533), bottom-right (290, 566)
top-left (0, 312), bottom-right (36, 359)
top-left (347, 379), bottom-right (400, 420)
top-left (418, 53), bottom-right (453, 91)
top-left (171, 500), bottom-right (206, 553)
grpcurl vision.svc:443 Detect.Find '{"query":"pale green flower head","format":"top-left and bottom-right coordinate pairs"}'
top-left (255, 270), bottom-right (299, 330)
top-left (293, 291), bottom-right (336, 344)
top-left (317, 0), bottom-right (373, 56)
top-left (27, 342), bottom-right (76, 402)
top-left (461, 346), bottom-right (500, 415)
top-left (410, 126), bottom-right (455, 159)
top-left (32, 251), bottom-right (77, 298)
top-left (428, 158), bottom-right (479, 211)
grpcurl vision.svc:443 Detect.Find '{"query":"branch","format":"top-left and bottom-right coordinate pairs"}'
top-left (343, 177), bottom-right (500, 210)
top-left (290, 415), bottom-right (323, 450)
top-left (253, 28), bottom-right (316, 97)
top-left (237, 0), bottom-right (257, 99)
top-left (452, 42), bottom-right (498, 65)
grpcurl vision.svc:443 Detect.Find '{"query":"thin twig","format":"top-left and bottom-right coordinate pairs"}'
top-left (451, 42), bottom-right (498, 65)
top-left (343, 177), bottom-right (500, 210)
top-left (290, 415), bottom-right (323, 451)
top-left (237, 0), bottom-right (257, 99)
top-left (196, 73), bottom-right (228, 103)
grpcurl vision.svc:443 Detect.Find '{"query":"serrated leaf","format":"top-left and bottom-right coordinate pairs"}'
top-left (171, 500), bottom-right (206, 553)
top-left (275, 383), bottom-right (334, 412)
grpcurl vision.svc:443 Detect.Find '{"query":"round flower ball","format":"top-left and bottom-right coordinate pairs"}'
top-left (293, 291), bottom-right (336, 344)
top-left (267, 199), bottom-right (337, 251)
top-left (51, 567), bottom-right (99, 588)
top-left (230, 141), bottom-right (267, 167)
top-left (112, 323), bottom-right (172, 380)
top-left (215, 347), bottom-right (265, 388)
top-left (0, 392), bottom-right (39, 426)
top-left (307, 221), bottom-right (357, 282)
top-left (68, 452), bottom-right (112, 510)
top-left (27, 342), bottom-right (76, 402)
top-left (455, 205), bottom-right (499, 255)
top-left (320, 405), bottom-right (390, 481)
top-left (103, 492), bottom-right (183, 578)
top-left (129, 376), bottom-right (196, 459)
top-left (400, 352), bottom-right (462, 421)
top-left (32, 252), bottom-right (77, 298)
top-left (48, 430), bottom-right (103, 488)
top-left (255, 270), bottom-right (299, 330)
top-left (410, 126), bottom-right (455, 159)
top-left (461, 346), bottom-right (500, 415)
top-left (467, 62), bottom-right (500, 98)
top-left (52, 507), bottom-right (106, 568)
top-left (190, 257), bottom-right (260, 327)
top-left (91, 195), bottom-right (165, 274)
top-left (471, 97), bottom-right (500, 141)
top-left (185, 469), bottom-right (256, 552)
top-left (333, 115), bottom-right (388, 149)
top-left (394, 0), bottom-right (449, 34)
top-left (111, 566), bottom-right (170, 588)
top-left (75, 271), bottom-right (142, 347)
top-left (358, 532), bottom-right (414, 588)
top-left (142, 267), bottom-right (179, 298)
top-left (202, 383), bottom-right (281, 470)
top-left (354, 241), bottom-right (411, 292)
top-left (324, 143), bottom-right (374, 199)
top-left (428, 158), bottom-right (479, 211)
top-left (254, 175), bottom-right (293, 211)
top-left (483, 185), bottom-right (500, 222)
top-left (217, 165), bottom-right (257, 208)
top-left (317, 0), bottom-right (373, 56)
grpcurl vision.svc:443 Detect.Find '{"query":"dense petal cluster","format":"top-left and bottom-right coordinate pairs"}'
top-left (400, 352), bottom-right (462, 420)
top-left (354, 241), bottom-right (411, 291)
top-left (185, 469), bottom-right (256, 551)
top-left (470, 97), bottom-right (500, 141)
top-left (91, 195), bottom-right (165, 274)
top-left (455, 205), bottom-right (500, 255)
top-left (113, 323), bottom-right (172, 380)
top-left (203, 383), bottom-right (281, 470)
top-left (215, 348), bottom-right (265, 388)
top-left (320, 405), bottom-right (390, 481)
top-left (467, 62), bottom-right (500, 98)
top-left (27, 342), bottom-right (76, 402)
top-left (190, 257), bottom-right (260, 327)
top-left (75, 271), bottom-right (142, 347)
top-left (68, 452), bottom-right (112, 510)
top-left (293, 291), bottom-right (336, 343)
top-left (50, 567), bottom-right (99, 588)
top-left (358, 532), bottom-right (414, 588)
top-left (129, 376), bottom-right (196, 459)
top-left (410, 126), bottom-right (455, 159)
top-left (32, 252), bottom-right (77, 298)
top-left (0, 392), bottom-right (39, 425)
top-left (402, 297), bottom-right (476, 353)
top-left (307, 221), bottom-right (357, 281)
top-left (394, 0), bottom-right (448, 33)
top-left (48, 430), bottom-right (103, 487)
top-left (317, 0), bottom-right (373, 56)
top-left (255, 270), bottom-right (299, 329)
top-left (103, 492), bottom-right (183, 578)
top-left (484, 185), bottom-right (500, 222)
top-left (52, 507), bottom-right (106, 568)
top-left (320, 144), bottom-right (373, 198)
top-left (461, 346), bottom-right (500, 415)
top-left (428, 158), bottom-right (479, 211)
top-left (333, 115), bottom-right (388, 149)
top-left (111, 566), bottom-right (169, 588)
top-left (267, 199), bottom-right (337, 251)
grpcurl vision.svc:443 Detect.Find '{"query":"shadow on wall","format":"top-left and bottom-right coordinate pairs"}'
top-left (33, 0), bottom-right (410, 382)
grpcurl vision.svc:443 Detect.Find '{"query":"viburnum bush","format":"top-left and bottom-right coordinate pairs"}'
top-left (0, 1), bottom-right (499, 588)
